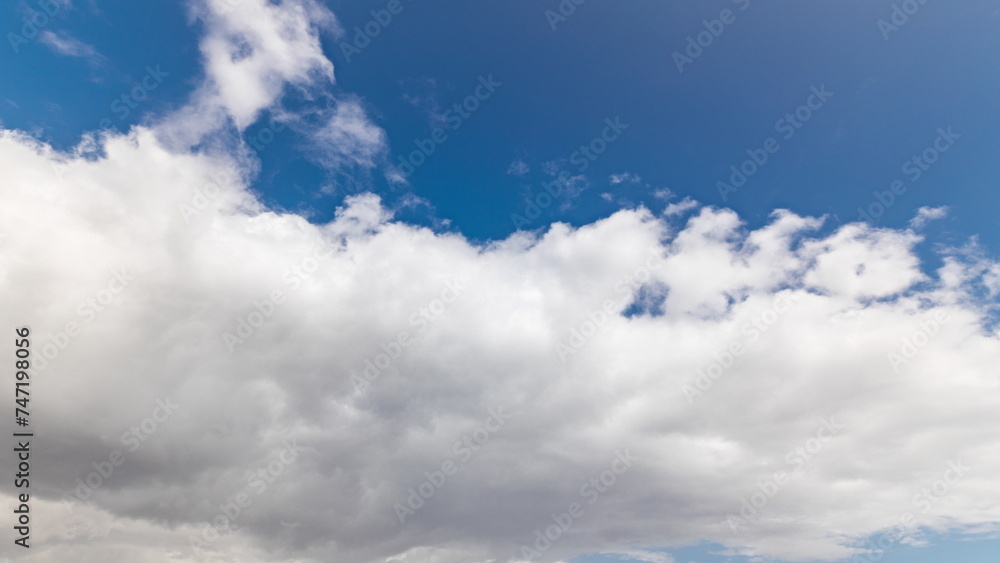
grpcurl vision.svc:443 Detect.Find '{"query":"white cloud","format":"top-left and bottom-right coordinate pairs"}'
top-left (156, 0), bottom-right (387, 181)
top-left (652, 188), bottom-right (675, 200)
top-left (609, 172), bottom-right (641, 185)
top-left (159, 0), bottom-right (341, 145)
top-left (663, 197), bottom-right (698, 217)
top-left (909, 205), bottom-right (949, 228)
top-left (985, 264), bottom-right (1000, 297)
top-left (603, 550), bottom-right (675, 563)
top-left (542, 160), bottom-right (562, 176)
top-left (508, 158), bottom-right (530, 176)
top-left (800, 223), bottom-right (926, 300)
top-left (552, 173), bottom-right (588, 210)
top-left (311, 98), bottom-right (387, 170)
top-left (2, 124), bottom-right (1000, 563)
top-left (39, 30), bottom-right (105, 65)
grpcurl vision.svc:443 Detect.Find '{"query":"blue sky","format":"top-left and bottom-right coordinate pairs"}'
top-left (5, 0), bottom-right (1000, 248)
top-left (575, 536), bottom-right (1000, 563)
top-left (2, 1), bottom-right (999, 562)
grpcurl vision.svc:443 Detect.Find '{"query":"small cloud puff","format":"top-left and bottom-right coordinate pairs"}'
top-left (507, 159), bottom-right (530, 176)
top-left (910, 205), bottom-right (949, 228)
top-left (609, 172), bottom-right (642, 185)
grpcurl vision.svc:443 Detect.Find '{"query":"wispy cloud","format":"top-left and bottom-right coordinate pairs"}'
top-left (909, 205), bottom-right (949, 228)
top-left (312, 99), bottom-right (388, 171)
top-left (609, 172), bottom-right (642, 185)
top-left (663, 196), bottom-right (698, 216)
top-left (400, 77), bottom-right (446, 127)
top-left (39, 30), bottom-right (105, 66)
top-left (652, 187), bottom-right (674, 200)
top-left (602, 549), bottom-right (675, 563)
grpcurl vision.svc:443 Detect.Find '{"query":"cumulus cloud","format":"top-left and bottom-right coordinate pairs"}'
top-left (2, 122), bottom-right (1000, 563)
top-left (1, 2), bottom-right (999, 563)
